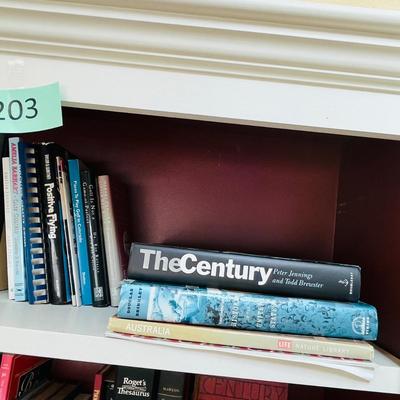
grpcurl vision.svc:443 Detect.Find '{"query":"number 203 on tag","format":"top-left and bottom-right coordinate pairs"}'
top-left (0, 82), bottom-right (63, 133)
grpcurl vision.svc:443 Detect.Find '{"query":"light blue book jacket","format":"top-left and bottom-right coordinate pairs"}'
top-left (118, 280), bottom-right (378, 340)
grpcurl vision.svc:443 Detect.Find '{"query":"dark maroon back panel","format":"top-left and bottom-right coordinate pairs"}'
top-left (334, 138), bottom-right (400, 357)
top-left (28, 107), bottom-right (341, 261)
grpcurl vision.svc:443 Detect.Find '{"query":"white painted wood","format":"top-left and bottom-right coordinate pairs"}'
top-left (0, 292), bottom-right (399, 394)
top-left (0, 0), bottom-right (400, 138)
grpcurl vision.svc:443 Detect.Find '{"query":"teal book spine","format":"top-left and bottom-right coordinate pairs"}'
top-left (68, 159), bottom-right (92, 305)
top-left (117, 280), bottom-right (378, 340)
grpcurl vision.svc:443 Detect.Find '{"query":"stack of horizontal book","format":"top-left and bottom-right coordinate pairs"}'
top-left (107, 243), bottom-right (378, 365)
top-left (2, 138), bottom-right (129, 307)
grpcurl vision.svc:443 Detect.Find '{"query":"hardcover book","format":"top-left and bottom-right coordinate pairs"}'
top-left (107, 316), bottom-right (374, 360)
top-left (19, 142), bottom-right (48, 304)
top-left (117, 280), bottom-right (378, 340)
top-left (40, 143), bottom-right (71, 305)
top-left (194, 376), bottom-right (288, 400)
top-left (0, 354), bottom-right (51, 400)
top-left (113, 366), bottom-right (158, 399)
top-left (128, 243), bottom-right (361, 302)
top-left (98, 175), bottom-right (129, 307)
top-left (81, 169), bottom-right (110, 307)
top-left (69, 159), bottom-right (93, 305)
top-left (8, 137), bottom-right (26, 301)
top-left (56, 155), bottom-right (82, 307)
top-left (156, 371), bottom-right (191, 400)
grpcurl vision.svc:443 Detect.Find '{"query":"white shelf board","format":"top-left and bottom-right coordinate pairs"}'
top-left (0, 291), bottom-right (399, 394)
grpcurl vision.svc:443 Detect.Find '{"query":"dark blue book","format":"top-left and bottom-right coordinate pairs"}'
top-left (68, 159), bottom-right (93, 305)
top-left (39, 143), bottom-right (71, 305)
top-left (118, 280), bottom-right (378, 340)
top-left (19, 142), bottom-right (48, 304)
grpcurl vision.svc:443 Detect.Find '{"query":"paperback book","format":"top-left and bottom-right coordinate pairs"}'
top-left (117, 280), bottom-right (378, 340)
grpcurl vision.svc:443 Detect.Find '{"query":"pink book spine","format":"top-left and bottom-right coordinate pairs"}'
top-left (0, 354), bottom-right (15, 400)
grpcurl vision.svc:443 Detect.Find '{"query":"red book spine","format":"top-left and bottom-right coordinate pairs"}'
top-left (92, 365), bottom-right (110, 400)
top-left (195, 376), bottom-right (288, 400)
top-left (0, 354), bottom-right (16, 400)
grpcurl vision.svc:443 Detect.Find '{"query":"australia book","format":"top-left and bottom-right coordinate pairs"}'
top-left (117, 280), bottom-right (378, 340)
top-left (69, 159), bottom-right (93, 305)
top-left (107, 316), bottom-right (374, 360)
top-left (40, 143), bottom-right (71, 305)
top-left (19, 142), bottom-right (48, 304)
top-left (81, 168), bottom-right (110, 307)
top-left (128, 243), bottom-right (361, 302)
top-left (98, 175), bottom-right (129, 307)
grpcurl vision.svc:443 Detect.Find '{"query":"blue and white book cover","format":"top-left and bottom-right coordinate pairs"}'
top-left (8, 137), bottom-right (26, 301)
top-left (118, 280), bottom-right (378, 340)
top-left (68, 159), bottom-right (92, 305)
top-left (19, 142), bottom-right (48, 304)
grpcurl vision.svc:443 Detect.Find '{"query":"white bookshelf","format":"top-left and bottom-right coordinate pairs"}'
top-left (0, 292), bottom-right (399, 394)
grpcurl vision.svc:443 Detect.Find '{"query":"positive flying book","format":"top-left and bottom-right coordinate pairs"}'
top-left (127, 243), bottom-right (361, 302)
top-left (117, 280), bottom-right (378, 340)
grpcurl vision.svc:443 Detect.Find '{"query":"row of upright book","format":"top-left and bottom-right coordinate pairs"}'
top-left (108, 243), bottom-right (379, 361)
top-left (0, 353), bottom-right (288, 400)
top-left (2, 137), bottom-right (129, 307)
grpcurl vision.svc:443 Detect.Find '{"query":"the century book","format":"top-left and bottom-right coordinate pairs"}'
top-left (127, 243), bottom-right (361, 302)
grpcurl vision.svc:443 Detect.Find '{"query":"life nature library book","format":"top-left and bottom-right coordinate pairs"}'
top-left (98, 175), bottom-right (129, 307)
top-left (107, 316), bottom-right (374, 360)
top-left (40, 143), bottom-right (71, 305)
top-left (193, 376), bottom-right (288, 400)
top-left (127, 243), bottom-right (361, 302)
top-left (117, 280), bottom-right (378, 340)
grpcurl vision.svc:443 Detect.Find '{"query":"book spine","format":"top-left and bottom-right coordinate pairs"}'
top-left (128, 243), bottom-right (361, 302)
top-left (2, 157), bottom-right (14, 299)
top-left (118, 280), bottom-right (378, 340)
top-left (56, 156), bottom-right (82, 307)
top-left (81, 169), bottom-right (110, 307)
top-left (68, 159), bottom-right (93, 305)
top-left (8, 138), bottom-right (26, 301)
top-left (40, 144), bottom-right (70, 305)
top-left (194, 376), bottom-right (288, 400)
top-left (19, 143), bottom-right (48, 304)
top-left (98, 175), bottom-right (123, 306)
top-left (107, 317), bottom-right (374, 360)
top-left (157, 371), bottom-right (187, 400)
top-left (0, 354), bottom-right (14, 400)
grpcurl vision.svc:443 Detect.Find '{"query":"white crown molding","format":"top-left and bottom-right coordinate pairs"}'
top-left (1, 0), bottom-right (400, 94)
top-left (0, 0), bottom-right (400, 138)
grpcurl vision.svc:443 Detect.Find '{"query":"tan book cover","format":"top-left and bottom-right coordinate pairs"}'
top-left (0, 226), bottom-right (8, 291)
top-left (108, 316), bottom-right (374, 361)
